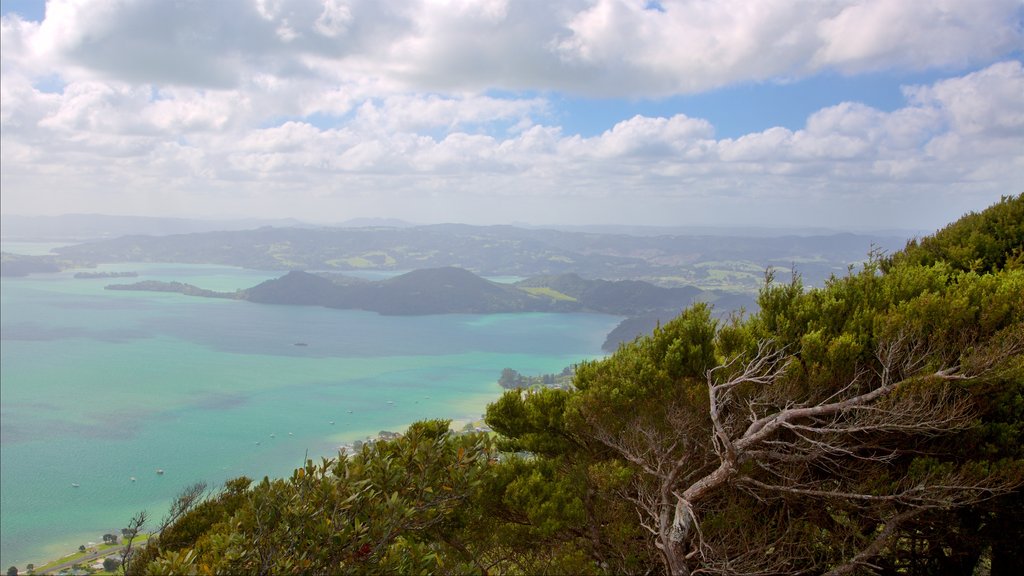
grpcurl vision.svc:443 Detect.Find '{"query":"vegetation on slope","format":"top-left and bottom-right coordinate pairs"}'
top-left (126, 197), bottom-right (1023, 575)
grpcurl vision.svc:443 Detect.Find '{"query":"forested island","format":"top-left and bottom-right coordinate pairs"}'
top-left (105, 281), bottom-right (240, 299)
top-left (106, 267), bottom-right (752, 350)
top-left (110, 196), bottom-right (1023, 574)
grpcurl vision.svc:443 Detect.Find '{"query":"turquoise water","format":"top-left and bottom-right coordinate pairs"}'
top-left (0, 260), bottom-right (619, 568)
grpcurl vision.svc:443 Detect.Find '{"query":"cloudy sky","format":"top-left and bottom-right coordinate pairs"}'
top-left (1, 0), bottom-right (1022, 230)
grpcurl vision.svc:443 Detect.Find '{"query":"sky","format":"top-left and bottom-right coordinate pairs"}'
top-left (1, 0), bottom-right (1022, 231)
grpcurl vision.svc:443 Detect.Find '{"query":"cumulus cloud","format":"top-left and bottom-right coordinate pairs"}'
top-left (1, 1), bottom-right (1022, 229)
top-left (6, 0), bottom-right (1021, 94)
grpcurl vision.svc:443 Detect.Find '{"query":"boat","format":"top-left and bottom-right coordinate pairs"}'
top-left (330, 420), bottom-right (335, 425)
top-left (71, 483), bottom-right (80, 488)
top-left (130, 476), bottom-right (136, 482)
top-left (156, 469), bottom-right (164, 475)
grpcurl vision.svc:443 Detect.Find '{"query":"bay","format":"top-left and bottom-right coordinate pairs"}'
top-left (0, 260), bottom-right (619, 568)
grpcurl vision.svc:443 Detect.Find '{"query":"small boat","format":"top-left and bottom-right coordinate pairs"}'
top-left (270, 434), bottom-right (276, 438)
top-left (293, 342), bottom-right (308, 347)
top-left (130, 477), bottom-right (136, 482)
top-left (71, 483), bottom-right (80, 488)
top-left (288, 432), bottom-right (293, 435)
top-left (156, 469), bottom-right (164, 475)
top-left (386, 401), bottom-right (394, 405)
top-left (330, 420), bottom-right (335, 425)
top-left (255, 441), bottom-right (261, 445)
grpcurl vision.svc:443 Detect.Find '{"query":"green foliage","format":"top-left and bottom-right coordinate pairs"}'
top-left (137, 423), bottom-right (500, 574)
top-left (887, 193), bottom-right (1024, 273)
top-left (136, 197), bottom-right (1024, 575)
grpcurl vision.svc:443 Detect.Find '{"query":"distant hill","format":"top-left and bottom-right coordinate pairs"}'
top-left (0, 214), bottom-right (314, 240)
top-left (245, 268), bottom-right (561, 315)
top-left (0, 252), bottom-right (63, 276)
top-left (516, 273), bottom-right (703, 316)
top-left (107, 267), bottom-right (750, 322)
top-left (51, 223), bottom-right (906, 291)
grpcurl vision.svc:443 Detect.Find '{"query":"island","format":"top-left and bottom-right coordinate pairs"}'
top-left (105, 267), bottom-right (756, 351)
top-left (74, 271), bottom-right (139, 279)
top-left (105, 281), bottom-right (241, 300)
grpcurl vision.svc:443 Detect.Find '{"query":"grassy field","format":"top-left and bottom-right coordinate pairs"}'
top-left (29, 533), bottom-right (151, 575)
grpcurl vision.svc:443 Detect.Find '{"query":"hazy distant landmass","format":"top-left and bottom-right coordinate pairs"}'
top-left (8, 217), bottom-right (901, 352)
top-left (0, 214), bottom-right (322, 241)
top-left (0, 252), bottom-right (65, 277)
top-left (52, 222), bottom-right (907, 291)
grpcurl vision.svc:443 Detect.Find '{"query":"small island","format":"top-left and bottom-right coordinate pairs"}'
top-left (74, 271), bottom-right (139, 279)
top-left (105, 281), bottom-right (241, 299)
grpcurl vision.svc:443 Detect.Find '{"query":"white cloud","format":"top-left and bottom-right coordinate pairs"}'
top-left (4, 0), bottom-right (1018, 95)
top-left (1, 2), bottom-right (1022, 229)
top-left (904, 60), bottom-right (1024, 137)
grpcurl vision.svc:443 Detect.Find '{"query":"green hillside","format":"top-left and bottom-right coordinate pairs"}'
top-left (123, 197), bottom-right (1023, 575)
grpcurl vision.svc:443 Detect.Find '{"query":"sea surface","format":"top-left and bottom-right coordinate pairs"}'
top-left (0, 254), bottom-right (619, 568)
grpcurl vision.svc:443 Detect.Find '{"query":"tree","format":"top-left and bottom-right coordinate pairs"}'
top-left (499, 367), bottom-right (523, 388)
top-left (489, 199), bottom-right (1024, 574)
top-left (7, 566), bottom-right (18, 576)
top-left (119, 510), bottom-right (147, 575)
top-left (134, 421), bottom-right (496, 574)
top-left (102, 557), bottom-right (120, 572)
top-left (102, 533), bottom-right (117, 545)
top-left (581, 334), bottom-right (1022, 575)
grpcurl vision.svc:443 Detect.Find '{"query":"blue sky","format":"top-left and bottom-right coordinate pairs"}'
top-left (1, 0), bottom-right (1022, 230)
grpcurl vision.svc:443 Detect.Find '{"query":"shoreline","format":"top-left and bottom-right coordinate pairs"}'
top-left (21, 420), bottom-right (492, 574)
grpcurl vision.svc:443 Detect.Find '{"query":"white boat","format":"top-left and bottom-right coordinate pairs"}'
top-left (71, 483), bottom-right (80, 488)
top-left (130, 476), bottom-right (136, 482)
top-left (156, 469), bottom-right (164, 475)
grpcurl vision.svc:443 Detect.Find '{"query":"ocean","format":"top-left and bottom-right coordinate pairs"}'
top-left (0, 253), bottom-right (619, 568)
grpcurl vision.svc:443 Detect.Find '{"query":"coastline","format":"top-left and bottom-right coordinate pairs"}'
top-left (22, 418), bottom-right (493, 573)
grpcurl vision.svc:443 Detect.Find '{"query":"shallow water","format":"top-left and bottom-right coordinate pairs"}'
top-left (0, 259), bottom-right (618, 567)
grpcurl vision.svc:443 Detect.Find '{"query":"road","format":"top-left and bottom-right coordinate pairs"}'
top-left (36, 542), bottom-right (132, 574)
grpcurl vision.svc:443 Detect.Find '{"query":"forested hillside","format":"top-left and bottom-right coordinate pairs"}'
top-left (125, 196), bottom-right (1023, 575)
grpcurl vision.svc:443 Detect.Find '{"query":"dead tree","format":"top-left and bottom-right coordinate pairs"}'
top-left (591, 331), bottom-right (1024, 576)
top-left (119, 510), bottom-right (148, 574)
